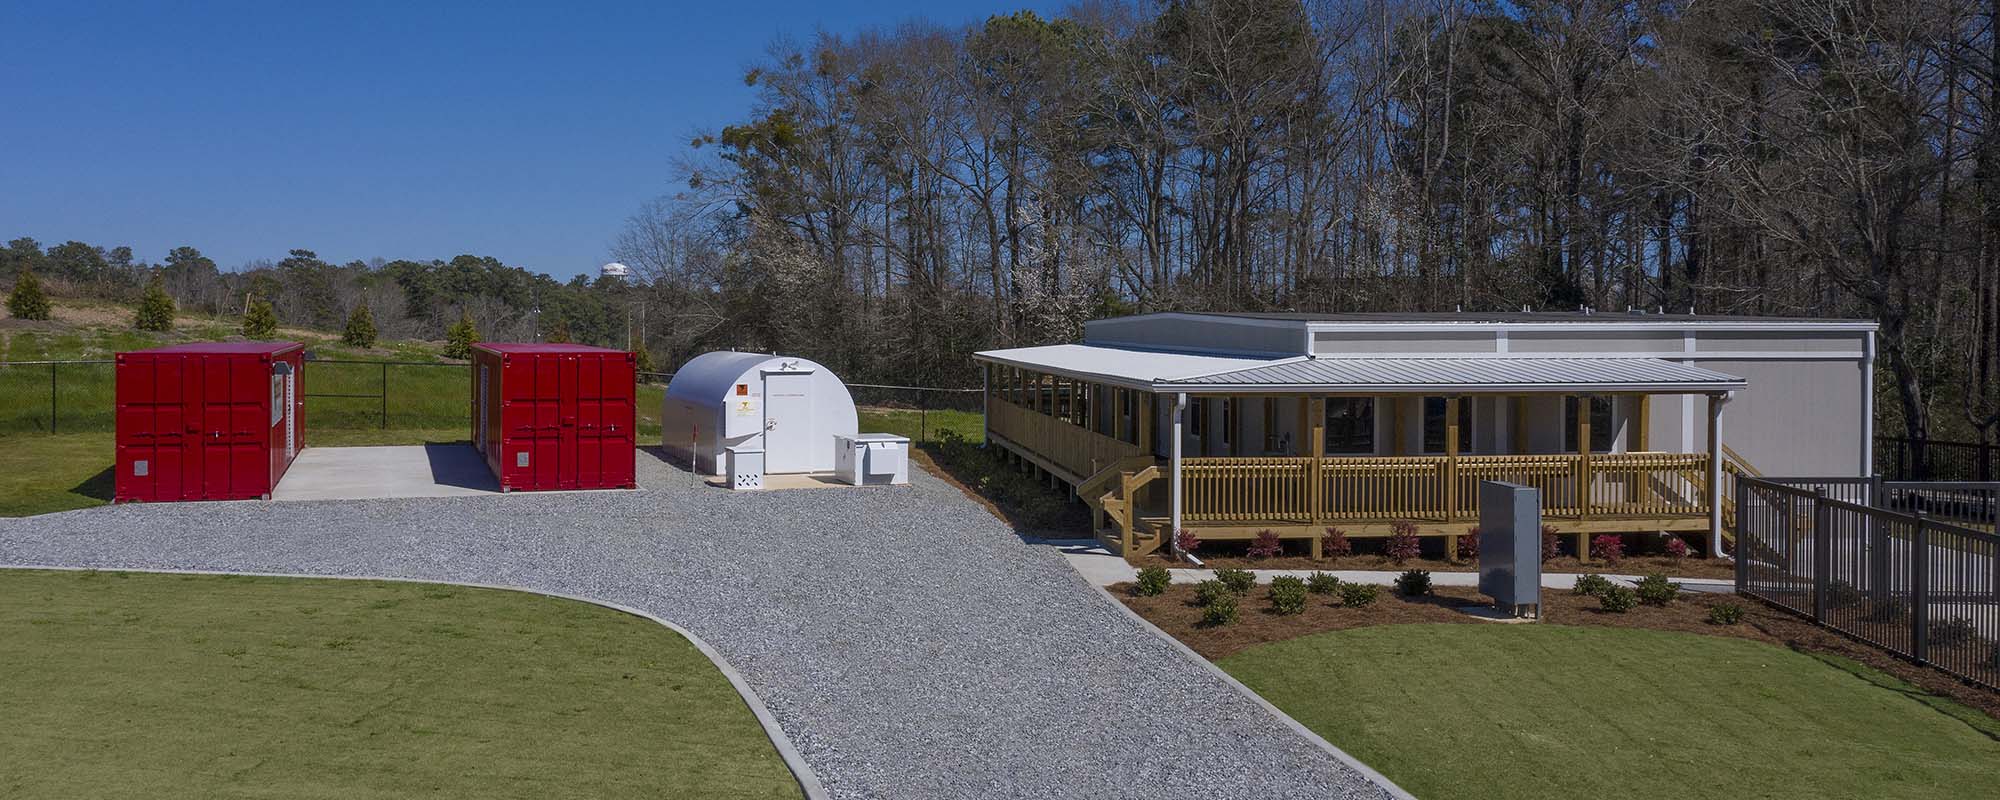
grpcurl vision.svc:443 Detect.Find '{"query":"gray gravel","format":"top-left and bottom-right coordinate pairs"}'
top-left (0, 451), bottom-right (1396, 800)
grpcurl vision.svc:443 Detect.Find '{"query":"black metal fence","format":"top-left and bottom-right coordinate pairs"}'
top-left (1737, 476), bottom-right (2000, 690)
top-left (1878, 436), bottom-right (1997, 482)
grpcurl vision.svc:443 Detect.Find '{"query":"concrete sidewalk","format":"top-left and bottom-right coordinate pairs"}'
top-left (1049, 540), bottom-right (1734, 593)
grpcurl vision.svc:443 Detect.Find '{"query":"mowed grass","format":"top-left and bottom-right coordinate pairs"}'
top-left (0, 433), bottom-right (118, 516)
top-left (1220, 624), bottom-right (2000, 800)
top-left (0, 569), bottom-right (803, 800)
top-left (858, 407), bottom-right (983, 443)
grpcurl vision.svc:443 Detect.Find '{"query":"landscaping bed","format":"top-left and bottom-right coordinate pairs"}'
top-left (1113, 578), bottom-right (2000, 721)
top-left (1138, 550), bottom-right (1736, 580)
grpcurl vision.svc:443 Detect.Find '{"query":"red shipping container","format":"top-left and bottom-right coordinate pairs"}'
top-left (115, 342), bottom-right (306, 503)
top-left (470, 343), bottom-right (636, 491)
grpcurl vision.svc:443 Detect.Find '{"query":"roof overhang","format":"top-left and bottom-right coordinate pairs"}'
top-left (975, 345), bottom-right (1747, 394)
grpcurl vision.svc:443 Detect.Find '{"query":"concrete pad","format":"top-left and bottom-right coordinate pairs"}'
top-left (272, 445), bottom-right (500, 500)
top-left (703, 472), bottom-right (856, 491)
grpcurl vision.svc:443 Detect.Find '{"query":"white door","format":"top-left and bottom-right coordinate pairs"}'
top-left (763, 372), bottom-right (813, 473)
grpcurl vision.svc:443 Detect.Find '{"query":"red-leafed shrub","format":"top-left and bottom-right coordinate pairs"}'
top-left (1663, 536), bottom-right (1691, 560)
top-left (1321, 527), bottom-right (1353, 561)
top-left (1591, 534), bottom-right (1625, 565)
top-left (1457, 527), bottom-right (1480, 561)
top-left (1541, 526), bottom-right (1562, 563)
top-left (1385, 521), bottom-right (1422, 564)
top-left (1173, 529), bottom-right (1201, 556)
top-left (1247, 530), bottom-right (1283, 559)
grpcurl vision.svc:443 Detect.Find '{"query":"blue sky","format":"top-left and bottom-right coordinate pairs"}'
top-left (0, 1), bottom-right (1052, 277)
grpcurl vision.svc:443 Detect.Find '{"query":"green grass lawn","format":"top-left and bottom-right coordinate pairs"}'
top-left (858, 407), bottom-right (983, 443)
top-left (0, 569), bottom-right (803, 800)
top-left (1221, 624), bottom-right (2000, 800)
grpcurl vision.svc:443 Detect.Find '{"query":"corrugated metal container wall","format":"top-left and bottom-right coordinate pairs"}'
top-left (470, 343), bottom-right (637, 491)
top-left (114, 342), bottom-right (306, 502)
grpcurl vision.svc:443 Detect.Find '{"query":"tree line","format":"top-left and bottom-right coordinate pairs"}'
top-left (614, 0), bottom-right (1997, 445)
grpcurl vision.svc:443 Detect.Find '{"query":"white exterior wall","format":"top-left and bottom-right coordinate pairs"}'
top-left (660, 353), bottom-right (859, 477)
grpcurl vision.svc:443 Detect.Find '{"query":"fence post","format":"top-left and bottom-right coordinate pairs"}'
top-left (919, 389), bottom-right (927, 443)
top-left (49, 362), bottom-right (57, 434)
top-left (1911, 514), bottom-right (1929, 665)
top-left (1982, 442), bottom-right (1994, 483)
top-left (380, 362), bottom-right (389, 430)
top-left (1811, 490), bottom-right (1831, 622)
top-left (1734, 478), bottom-right (1751, 592)
top-left (1868, 503), bottom-right (1890, 608)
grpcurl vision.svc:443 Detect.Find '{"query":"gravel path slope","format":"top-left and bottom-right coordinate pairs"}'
top-left (0, 453), bottom-right (1396, 800)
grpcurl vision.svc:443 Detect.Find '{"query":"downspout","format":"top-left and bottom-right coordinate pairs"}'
top-left (1861, 330), bottom-right (1875, 478)
top-left (1170, 391), bottom-right (1187, 558)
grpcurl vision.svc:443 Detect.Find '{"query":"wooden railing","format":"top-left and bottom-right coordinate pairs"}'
top-left (987, 398), bottom-right (1147, 480)
top-left (1182, 451), bottom-right (1713, 523)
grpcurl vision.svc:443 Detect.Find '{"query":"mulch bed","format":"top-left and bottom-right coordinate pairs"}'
top-left (1114, 581), bottom-right (2000, 721)
top-left (1137, 552), bottom-right (1737, 581)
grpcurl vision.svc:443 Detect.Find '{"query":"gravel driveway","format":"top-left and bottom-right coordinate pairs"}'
top-left (0, 452), bottom-right (1396, 800)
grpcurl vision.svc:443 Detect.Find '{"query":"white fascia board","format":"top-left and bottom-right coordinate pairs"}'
top-left (1304, 320), bottom-right (1879, 334)
top-left (1306, 350), bottom-right (1867, 361)
top-left (969, 352), bottom-right (1161, 391)
top-left (1085, 338), bottom-right (1302, 359)
top-left (1151, 380), bottom-right (1748, 394)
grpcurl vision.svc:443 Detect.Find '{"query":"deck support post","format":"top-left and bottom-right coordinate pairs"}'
top-left (1170, 392), bottom-right (1187, 557)
top-left (1707, 391), bottom-right (1731, 558)
top-left (1576, 394), bottom-right (1593, 561)
top-left (1445, 395), bottom-right (1462, 561)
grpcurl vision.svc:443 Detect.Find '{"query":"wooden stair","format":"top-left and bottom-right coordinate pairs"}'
top-left (1078, 456), bottom-right (1163, 557)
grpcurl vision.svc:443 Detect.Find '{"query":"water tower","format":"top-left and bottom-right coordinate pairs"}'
top-left (599, 262), bottom-right (631, 279)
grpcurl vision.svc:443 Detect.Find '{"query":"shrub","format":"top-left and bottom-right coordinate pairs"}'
top-left (443, 311), bottom-right (480, 359)
top-left (1338, 582), bottom-right (1379, 608)
top-left (341, 303), bottom-right (378, 348)
top-left (240, 296), bottom-right (278, 339)
top-left (1215, 567), bottom-right (1255, 595)
top-left (543, 317), bottom-right (573, 344)
top-left (1456, 527), bottom-right (1480, 562)
top-left (1572, 573), bottom-right (1614, 597)
top-left (1173, 528), bottom-right (1201, 556)
top-left (1865, 597), bottom-right (1909, 623)
top-left (1133, 566), bottom-right (1171, 597)
top-left (1247, 530), bottom-right (1283, 560)
top-left (133, 275), bottom-right (176, 332)
top-left (1590, 534), bottom-right (1625, 565)
top-left (1930, 617), bottom-right (1978, 647)
top-left (6, 268), bottom-right (51, 320)
top-left (1825, 579), bottom-right (1863, 611)
top-left (633, 342), bottom-right (657, 374)
top-left (1200, 592), bottom-right (1240, 626)
top-left (1321, 527), bottom-right (1352, 560)
top-left (1663, 535), bottom-right (1692, 560)
top-left (1635, 573), bottom-right (1677, 606)
top-left (1987, 642), bottom-right (2000, 670)
top-left (1194, 579), bottom-right (1231, 607)
top-left (1395, 569), bottom-right (1432, 596)
top-left (1598, 585), bottom-right (1639, 613)
top-left (1707, 603), bottom-right (1745, 625)
top-left (1268, 576), bottom-right (1308, 615)
top-left (1385, 521), bottom-right (1422, 564)
top-left (1306, 571), bottom-right (1341, 595)
top-left (1541, 526), bottom-right (1562, 562)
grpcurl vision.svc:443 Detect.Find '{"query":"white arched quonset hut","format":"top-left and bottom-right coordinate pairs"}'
top-left (661, 352), bottom-right (858, 476)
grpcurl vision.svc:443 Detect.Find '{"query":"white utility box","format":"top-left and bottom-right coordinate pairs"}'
top-left (726, 446), bottom-right (765, 491)
top-left (834, 434), bottom-right (910, 486)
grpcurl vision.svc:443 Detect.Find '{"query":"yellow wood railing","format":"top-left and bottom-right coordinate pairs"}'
top-left (987, 398), bottom-right (1148, 481)
top-left (1182, 452), bottom-right (1713, 523)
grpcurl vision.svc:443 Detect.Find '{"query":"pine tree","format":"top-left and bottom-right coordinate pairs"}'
top-left (633, 341), bottom-right (657, 375)
top-left (342, 304), bottom-right (378, 348)
top-left (133, 275), bottom-right (177, 332)
top-left (444, 311), bottom-right (480, 359)
top-left (241, 296), bottom-right (278, 339)
top-left (6, 268), bottom-right (51, 321)
top-left (544, 317), bottom-right (573, 343)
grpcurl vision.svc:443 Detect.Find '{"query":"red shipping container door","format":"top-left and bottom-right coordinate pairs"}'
top-left (115, 342), bottom-right (307, 502)
top-left (470, 343), bottom-right (636, 491)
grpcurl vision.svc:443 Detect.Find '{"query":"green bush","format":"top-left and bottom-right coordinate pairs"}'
top-left (342, 304), bottom-right (378, 348)
top-left (1194, 579), bottom-right (1231, 607)
top-left (444, 311), bottom-right (480, 359)
top-left (133, 276), bottom-right (176, 332)
top-left (1707, 603), bottom-right (1745, 625)
top-left (1200, 592), bottom-right (1240, 626)
top-left (1635, 573), bottom-right (1677, 607)
top-left (929, 431), bottom-right (1077, 531)
top-left (1306, 571), bottom-right (1341, 595)
top-left (1133, 566), bottom-right (1171, 597)
top-left (1337, 582), bottom-right (1379, 608)
top-left (1865, 597), bottom-right (1909, 623)
top-left (1268, 576), bottom-right (1308, 615)
top-left (1215, 567), bottom-right (1255, 596)
top-left (1395, 569), bottom-right (1432, 596)
top-left (6, 268), bottom-right (51, 320)
top-left (1826, 579), bottom-right (1863, 611)
top-left (1598, 585), bottom-right (1639, 613)
top-left (240, 296), bottom-right (278, 339)
top-left (1572, 573), bottom-right (1614, 597)
top-left (1930, 617), bottom-right (1978, 647)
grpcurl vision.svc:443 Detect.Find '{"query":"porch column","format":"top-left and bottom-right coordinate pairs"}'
top-left (1445, 395), bottom-right (1462, 560)
top-left (981, 363), bottom-right (990, 444)
top-left (1707, 391), bottom-right (1731, 558)
top-left (1170, 392), bottom-right (1187, 555)
top-left (1576, 395), bottom-right (1593, 561)
top-left (1137, 391), bottom-right (1153, 455)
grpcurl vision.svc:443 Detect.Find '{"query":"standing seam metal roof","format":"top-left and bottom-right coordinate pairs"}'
top-left (1166, 356), bottom-right (1745, 390)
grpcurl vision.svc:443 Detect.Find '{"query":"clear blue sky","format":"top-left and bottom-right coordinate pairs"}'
top-left (0, 0), bottom-right (1051, 278)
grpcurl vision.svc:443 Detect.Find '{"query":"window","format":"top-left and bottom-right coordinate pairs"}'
top-left (1189, 398), bottom-right (1207, 440)
top-left (1220, 399), bottom-right (1235, 448)
top-left (1564, 396), bottom-right (1617, 452)
top-left (1422, 397), bottom-right (1474, 454)
top-left (1324, 397), bottom-right (1375, 454)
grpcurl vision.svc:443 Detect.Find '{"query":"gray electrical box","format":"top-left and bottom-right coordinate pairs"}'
top-left (1477, 481), bottom-right (1542, 618)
